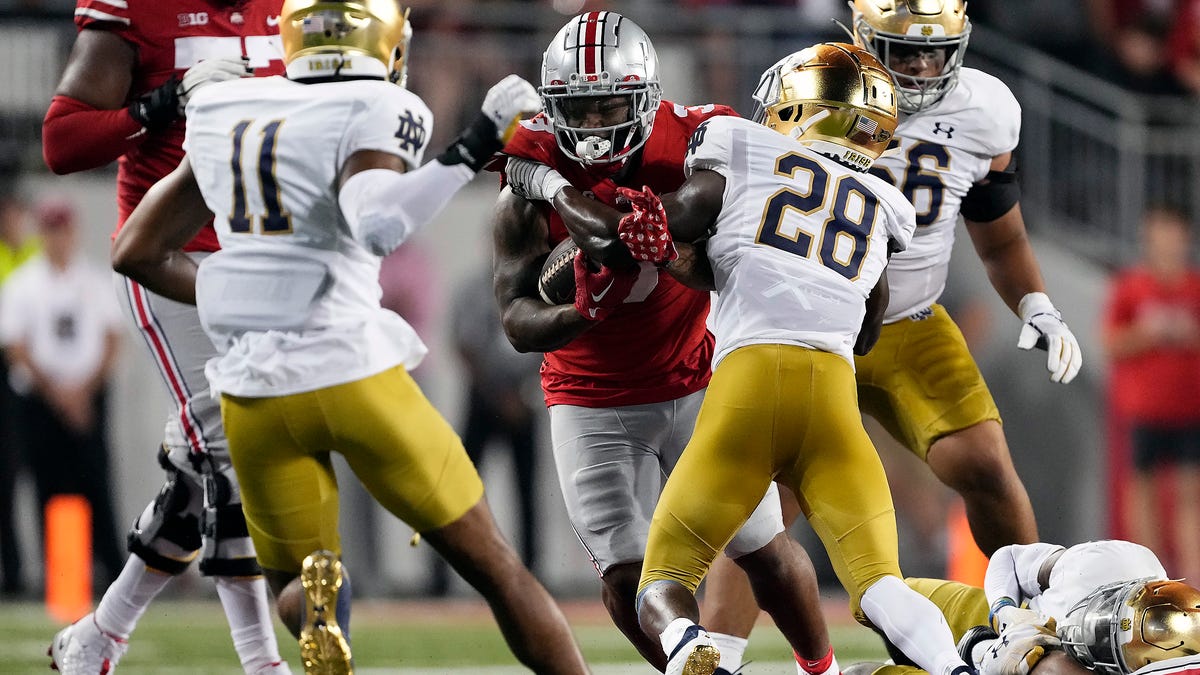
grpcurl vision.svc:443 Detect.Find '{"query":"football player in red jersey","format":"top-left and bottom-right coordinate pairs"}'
top-left (490, 12), bottom-right (824, 673)
top-left (42, 2), bottom-right (289, 673)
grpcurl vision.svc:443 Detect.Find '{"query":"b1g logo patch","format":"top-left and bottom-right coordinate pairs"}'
top-left (178, 12), bottom-right (209, 27)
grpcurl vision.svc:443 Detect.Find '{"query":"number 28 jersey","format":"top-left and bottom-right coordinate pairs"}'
top-left (688, 116), bottom-right (916, 366)
top-left (183, 75), bottom-right (434, 397)
top-left (870, 68), bottom-right (1021, 322)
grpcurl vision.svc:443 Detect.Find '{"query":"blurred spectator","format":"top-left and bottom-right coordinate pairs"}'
top-left (0, 192), bottom-right (38, 595)
top-left (0, 199), bottom-right (124, 589)
top-left (1083, 0), bottom-right (1192, 94)
top-left (430, 268), bottom-right (542, 595)
top-left (1102, 206), bottom-right (1200, 582)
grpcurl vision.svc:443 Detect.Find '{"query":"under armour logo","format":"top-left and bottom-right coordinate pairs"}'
top-left (394, 110), bottom-right (427, 152)
top-left (687, 121), bottom-right (709, 156)
top-left (933, 122), bottom-right (954, 138)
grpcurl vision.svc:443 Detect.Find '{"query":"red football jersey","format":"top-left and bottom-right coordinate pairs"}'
top-left (74, 0), bottom-right (286, 251)
top-left (498, 100), bottom-right (738, 408)
top-left (1103, 267), bottom-right (1200, 424)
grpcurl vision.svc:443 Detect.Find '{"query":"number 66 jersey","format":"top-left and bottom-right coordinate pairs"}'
top-left (688, 115), bottom-right (916, 366)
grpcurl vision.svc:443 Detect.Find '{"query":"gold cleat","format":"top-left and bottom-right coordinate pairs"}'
top-left (682, 644), bottom-right (721, 675)
top-left (299, 550), bottom-right (353, 675)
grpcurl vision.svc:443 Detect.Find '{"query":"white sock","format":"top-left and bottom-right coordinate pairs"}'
top-left (660, 617), bottom-right (698, 657)
top-left (859, 576), bottom-right (968, 675)
top-left (215, 576), bottom-right (283, 673)
top-left (94, 555), bottom-right (173, 638)
top-left (711, 633), bottom-right (747, 672)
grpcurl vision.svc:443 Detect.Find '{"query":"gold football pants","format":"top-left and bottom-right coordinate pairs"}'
top-left (640, 343), bottom-right (901, 620)
top-left (220, 366), bottom-right (484, 572)
top-left (855, 304), bottom-right (1002, 460)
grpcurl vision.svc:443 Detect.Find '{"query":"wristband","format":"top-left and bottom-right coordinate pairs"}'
top-left (988, 597), bottom-right (1017, 630)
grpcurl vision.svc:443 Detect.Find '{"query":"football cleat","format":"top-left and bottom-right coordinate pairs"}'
top-left (252, 661), bottom-right (294, 675)
top-left (48, 613), bottom-right (128, 674)
top-left (666, 624), bottom-right (721, 675)
top-left (299, 551), bottom-right (353, 675)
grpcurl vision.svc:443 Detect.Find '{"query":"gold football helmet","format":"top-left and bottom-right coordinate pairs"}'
top-left (751, 43), bottom-right (897, 170)
top-left (279, 0), bottom-right (411, 85)
top-left (851, 0), bottom-right (970, 113)
top-left (1058, 578), bottom-right (1200, 675)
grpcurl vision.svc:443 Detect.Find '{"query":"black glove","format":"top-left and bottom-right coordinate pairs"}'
top-left (436, 113), bottom-right (502, 172)
top-left (128, 75), bottom-right (181, 132)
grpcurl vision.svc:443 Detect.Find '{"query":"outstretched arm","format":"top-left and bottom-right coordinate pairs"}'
top-left (111, 156), bottom-right (211, 304)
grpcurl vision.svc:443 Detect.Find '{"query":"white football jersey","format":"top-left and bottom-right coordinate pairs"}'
top-left (686, 116), bottom-right (916, 366)
top-left (1034, 540), bottom-right (1167, 620)
top-left (182, 75), bottom-right (434, 397)
top-left (870, 68), bottom-right (1021, 322)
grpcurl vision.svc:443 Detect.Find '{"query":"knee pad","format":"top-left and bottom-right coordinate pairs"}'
top-left (127, 461), bottom-right (203, 575)
top-left (198, 470), bottom-right (262, 578)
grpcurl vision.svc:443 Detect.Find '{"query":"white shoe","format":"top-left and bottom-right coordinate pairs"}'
top-left (48, 613), bottom-right (129, 674)
top-left (665, 624), bottom-right (721, 675)
top-left (251, 661), bottom-right (294, 675)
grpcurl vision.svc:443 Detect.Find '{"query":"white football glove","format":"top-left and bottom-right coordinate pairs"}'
top-left (1017, 292), bottom-right (1082, 384)
top-left (481, 74), bottom-right (541, 143)
top-left (505, 158), bottom-right (570, 202)
top-left (979, 620), bottom-right (1061, 675)
top-left (178, 57), bottom-right (252, 115)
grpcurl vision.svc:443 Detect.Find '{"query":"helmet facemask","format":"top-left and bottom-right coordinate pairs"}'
top-left (540, 12), bottom-right (663, 165)
top-left (1059, 579), bottom-right (1200, 675)
top-left (850, 0), bottom-right (970, 114)
top-left (541, 81), bottom-right (660, 165)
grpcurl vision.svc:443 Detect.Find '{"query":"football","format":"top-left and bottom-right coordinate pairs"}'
top-left (538, 238), bottom-right (579, 305)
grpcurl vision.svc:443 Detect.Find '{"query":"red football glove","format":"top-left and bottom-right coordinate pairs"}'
top-left (616, 185), bottom-right (677, 265)
top-left (574, 251), bottom-right (638, 321)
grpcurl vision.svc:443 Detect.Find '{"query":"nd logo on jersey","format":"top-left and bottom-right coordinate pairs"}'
top-left (394, 110), bottom-right (427, 153)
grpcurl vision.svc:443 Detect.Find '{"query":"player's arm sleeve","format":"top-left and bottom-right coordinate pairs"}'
top-left (43, 8), bottom-right (144, 174)
top-left (337, 91), bottom-right (471, 256)
top-left (0, 275), bottom-right (28, 347)
top-left (984, 543), bottom-right (1066, 606)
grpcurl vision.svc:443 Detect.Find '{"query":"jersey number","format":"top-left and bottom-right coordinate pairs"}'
top-left (868, 141), bottom-right (949, 227)
top-left (229, 119), bottom-right (292, 235)
top-left (756, 152), bottom-right (878, 280)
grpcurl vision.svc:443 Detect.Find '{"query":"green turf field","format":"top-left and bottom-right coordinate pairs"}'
top-left (2, 597), bottom-right (889, 674)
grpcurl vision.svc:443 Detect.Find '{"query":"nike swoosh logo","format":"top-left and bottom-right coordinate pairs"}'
top-left (266, 15), bottom-right (280, 26)
top-left (590, 279), bottom-right (616, 303)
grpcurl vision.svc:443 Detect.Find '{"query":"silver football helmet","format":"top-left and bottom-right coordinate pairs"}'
top-left (1058, 578), bottom-right (1200, 675)
top-left (540, 11), bottom-right (662, 165)
top-left (851, 0), bottom-right (971, 113)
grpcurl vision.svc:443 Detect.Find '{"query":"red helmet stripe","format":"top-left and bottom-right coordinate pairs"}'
top-left (583, 11), bottom-right (602, 75)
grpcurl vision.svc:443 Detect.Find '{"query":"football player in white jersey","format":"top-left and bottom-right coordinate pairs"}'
top-left (110, 1), bottom-right (592, 673)
top-left (704, 2), bottom-right (1083, 667)
top-left (633, 43), bottom-right (986, 675)
top-left (848, 541), bottom-right (1200, 675)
